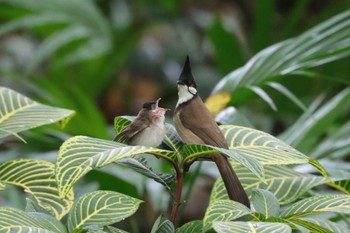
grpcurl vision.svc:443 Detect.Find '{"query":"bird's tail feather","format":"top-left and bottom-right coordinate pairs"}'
top-left (212, 155), bottom-right (250, 207)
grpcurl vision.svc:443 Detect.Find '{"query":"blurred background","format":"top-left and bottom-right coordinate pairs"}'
top-left (1, 0), bottom-right (350, 231)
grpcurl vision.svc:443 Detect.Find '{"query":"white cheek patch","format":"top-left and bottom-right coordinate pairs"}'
top-left (176, 85), bottom-right (197, 107)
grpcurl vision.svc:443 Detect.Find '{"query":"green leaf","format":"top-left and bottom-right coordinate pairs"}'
top-left (281, 194), bottom-right (350, 218)
top-left (248, 86), bottom-right (277, 111)
top-left (328, 169), bottom-right (350, 194)
top-left (114, 117), bottom-right (132, 135)
top-left (175, 220), bottom-right (202, 233)
top-left (251, 0), bottom-right (275, 52)
top-left (0, 159), bottom-right (73, 220)
top-left (279, 88), bottom-right (350, 148)
top-left (118, 157), bottom-right (174, 192)
top-left (207, 16), bottom-right (245, 73)
top-left (203, 200), bottom-right (251, 232)
top-left (0, 207), bottom-right (67, 232)
top-left (311, 121), bottom-right (350, 159)
top-left (56, 136), bottom-right (176, 198)
top-left (181, 144), bottom-right (264, 182)
top-left (210, 166), bottom-right (329, 205)
top-left (298, 218), bottom-right (350, 233)
top-left (288, 218), bottom-right (333, 233)
top-left (0, 87), bottom-right (74, 140)
top-left (67, 190), bottom-right (142, 232)
top-left (220, 125), bottom-right (309, 165)
top-left (266, 82), bottom-right (307, 111)
top-left (150, 215), bottom-right (174, 233)
top-left (212, 10), bottom-right (350, 96)
top-left (1, 0), bottom-right (112, 67)
top-left (251, 189), bottom-right (280, 218)
top-left (213, 221), bottom-right (292, 233)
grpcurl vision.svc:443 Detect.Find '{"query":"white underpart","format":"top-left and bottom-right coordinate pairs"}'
top-left (176, 85), bottom-right (197, 107)
top-left (132, 113), bottom-right (166, 147)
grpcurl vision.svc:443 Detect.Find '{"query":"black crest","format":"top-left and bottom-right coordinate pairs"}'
top-left (177, 56), bottom-right (197, 88)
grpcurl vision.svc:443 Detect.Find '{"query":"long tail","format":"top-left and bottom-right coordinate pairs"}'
top-left (211, 154), bottom-right (250, 207)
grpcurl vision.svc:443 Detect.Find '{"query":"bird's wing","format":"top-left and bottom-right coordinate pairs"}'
top-left (114, 118), bottom-right (151, 144)
top-left (179, 96), bottom-right (228, 148)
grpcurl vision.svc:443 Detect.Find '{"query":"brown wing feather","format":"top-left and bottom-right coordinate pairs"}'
top-left (114, 113), bottom-right (151, 145)
top-left (179, 96), bottom-right (228, 148)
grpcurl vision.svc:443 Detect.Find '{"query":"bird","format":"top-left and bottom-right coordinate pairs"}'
top-left (114, 98), bottom-right (168, 147)
top-left (173, 56), bottom-right (250, 207)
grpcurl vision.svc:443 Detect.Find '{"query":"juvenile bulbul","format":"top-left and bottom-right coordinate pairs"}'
top-left (114, 98), bottom-right (168, 147)
top-left (173, 57), bottom-right (250, 207)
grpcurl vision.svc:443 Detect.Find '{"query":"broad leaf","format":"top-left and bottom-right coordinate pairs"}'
top-left (0, 159), bottom-right (73, 220)
top-left (56, 136), bottom-right (176, 198)
top-left (281, 194), bottom-right (350, 218)
top-left (150, 215), bottom-right (174, 233)
top-left (212, 10), bottom-right (350, 104)
top-left (203, 200), bottom-right (251, 232)
top-left (1, 0), bottom-right (112, 67)
top-left (298, 218), bottom-right (350, 233)
top-left (289, 218), bottom-right (333, 233)
top-left (311, 121), bottom-right (350, 159)
top-left (328, 170), bottom-right (350, 194)
top-left (118, 157), bottom-right (174, 192)
top-left (175, 220), bottom-right (202, 233)
top-left (67, 190), bottom-right (142, 232)
top-left (251, 189), bottom-right (280, 218)
top-left (0, 207), bottom-right (67, 232)
top-left (210, 165), bottom-right (329, 205)
top-left (213, 221), bottom-right (292, 233)
top-left (220, 125), bottom-right (309, 165)
top-left (182, 144), bottom-right (264, 181)
top-left (280, 88), bottom-right (350, 148)
top-left (0, 87), bottom-right (74, 140)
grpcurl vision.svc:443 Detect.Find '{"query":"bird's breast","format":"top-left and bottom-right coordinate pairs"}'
top-left (131, 119), bottom-right (166, 147)
top-left (174, 109), bottom-right (204, 144)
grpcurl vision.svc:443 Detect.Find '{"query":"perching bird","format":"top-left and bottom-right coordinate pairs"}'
top-left (114, 98), bottom-right (168, 147)
top-left (173, 57), bottom-right (250, 207)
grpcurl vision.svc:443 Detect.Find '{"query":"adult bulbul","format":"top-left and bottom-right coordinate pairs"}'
top-left (173, 57), bottom-right (250, 207)
top-left (114, 98), bottom-right (168, 147)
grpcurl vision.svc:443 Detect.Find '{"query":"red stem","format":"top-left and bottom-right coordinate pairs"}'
top-left (170, 170), bottom-right (185, 224)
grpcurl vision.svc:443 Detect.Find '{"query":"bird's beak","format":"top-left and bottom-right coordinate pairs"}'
top-left (177, 80), bottom-right (184, 85)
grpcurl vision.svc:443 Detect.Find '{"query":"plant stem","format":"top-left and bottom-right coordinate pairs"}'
top-left (170, 170), bottom-right (185, 224)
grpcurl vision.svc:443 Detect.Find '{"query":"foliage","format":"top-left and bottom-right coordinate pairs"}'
top-left (0, 1), bottom-right (350, 232)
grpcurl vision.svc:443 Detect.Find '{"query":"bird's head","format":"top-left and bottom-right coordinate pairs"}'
top-left (176, 56), bottom-right (198, 106)
top-left (142, 98), bottom-right (169, 119)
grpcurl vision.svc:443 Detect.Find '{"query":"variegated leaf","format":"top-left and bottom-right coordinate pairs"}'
top-left (67, 191), bottom-right (142, 232)
top-left (182, 144), bottom-right (264, 181)
top-left (289, 218), bottom-right (333, 233)
top-left (0, 207), bottom-right (67, 232)
top-left (150, 215), bottom-right (174, 233)
top-left (220, 125), bottom-right (308, 165)
top-left (298, 218), bottom-right (350, 233)
top-left (251, 189), bottom-right (279, 218)
top-left (213, 221), bottom-right (292, 233)
top-left (175, 220), bottom-right (202, 233)
top-left (281, 194), bottom-right (350, 218)
top-left (203, 200), bottom-right (251, 232)
top-left (118, 157), bottom-right (174, 191)
top-left (210, 165), bottom-right (329, 205)
top-left (0, 159), bottom-right (73, 220)
top-left (0, 87), bottom-right (74, 139)
top-left (56, 136), bottom-right (176, 198)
